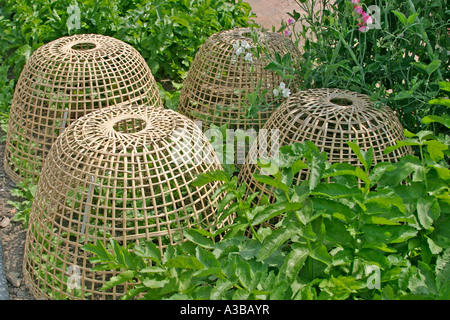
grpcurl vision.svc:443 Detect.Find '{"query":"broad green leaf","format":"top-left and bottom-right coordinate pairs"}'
top-left (422, 114), bottom-right (450, 128)
top-left (142, 278), bottom-right (170, 289)
top-left (183, 228), bottom-right (215, 249)
top-left (425, 140), bottom-right (448, 162)
top-left (426, 236), bottom-right (442, 255)
top-left (426, 60), bottom-right (441, 75)
top-left (394, 90), bottom-right (413, 100)
top-left (366, 189), bottom-right (406, 213)
top-left (134, 240), bottom-right (162, 263)
top-left (432, 164), bottom-right (450, 181)
top-left (257, 158), bottom-right (280, 177)
top-left (312, 198), bottom-right (354, 221)
top-left (112, 240), bottom-right (126, 266)
top-left (309, 151), bottom-right (327, 191)
top-left (217, 192), bottom-right (237, 214)
top-left (277, 243), bottom-right (309, 282)
top-left (364, 215), bottom-right (401, 225)
top-left (101, 270), bottom-right (137, 291)
top-left (411, 61), bottom-right (428, 72)
top-left (140, 266), bottom-right (166, 273)
top-left (436, 249), bottom-right (450, 285)
top-left (357, 249), bottom-right (389, 270)
top-left (378, 155), bottom-right (423, 187)
top-left (319, 276), bottom-right (366, 300)
top-left (312, 182), bottom-right (362, 199)
top-left (347, 141), bottom-right (373, 172)
top-left (430, 214), bottom-right (450, 248)
top-left (210, 278), bottom-right (234, 300)
top-left (406, 13), bottom-right (418, 25)
top-left (384, 139), bottom-right (422, 155)
top-left (361, 225), bottom-right (418, 251)
top-left (195, 246), bottom-right (220, 269)
top-left (192, 170), bottom-right (229, 187)
top-left (392, 10), bottom-right (406, 24)
top-left (408, 261), bottom-right (438, 296)
top-left (438, 81), bottom-right (450, 92)
top-left (251, 201), bottom-right (303, 226)
top-left (297, 198), bottom-right (325, 224)
top-left (417, 197), bottom-right (441, 230)
top-left (82, 240), bottom-right (114, 262)
top-left (164, 256), bottom-right (205, 270)
top-left (427, 97), bottom-right (450, 106)
top-left (257, 223), bottom-right (298, 261)
top-left (369, 162), bottom-right (395, 186)
top-left (253, 174), bottom-right (289, 193)
top-left (298, 222), bottom-right (318, 241)
top-left (290, 158), bottom-right (308, 175)
top-left (235, 256), bottom-right (252, 291)
top-left (324, 218), bottom-right (353, 248)
top-left (309, 244), bottom-right (332, 266)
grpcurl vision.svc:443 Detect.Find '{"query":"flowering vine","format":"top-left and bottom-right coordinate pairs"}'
top-left (273, 82), bottom-right (291, 98)
top-left (232, 40), bottom-right (254, 62)
top-left (350, 0), bottom-right (373, 32)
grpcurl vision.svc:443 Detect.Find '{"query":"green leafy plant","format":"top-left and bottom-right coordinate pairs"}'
top-left (7, 178), bottom-right (37, 227)
top-left (271, 0), bottom-right (449, 135)
top-left (0, 0), bottom-right (257, 84)
top-left (83, 115), bottom-right (449, 300)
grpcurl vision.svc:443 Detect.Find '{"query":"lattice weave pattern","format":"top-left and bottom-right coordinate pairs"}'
top-left (23, 104), bottom-right (228, 300)
top-left (4, 34), bottom-right (162, 184)
top-left (178, 27), bottom-right (302, 131)
top-left (238, 88), bottom-right (413, 203)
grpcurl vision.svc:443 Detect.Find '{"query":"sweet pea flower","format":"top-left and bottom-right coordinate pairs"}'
top-left (362, 12), bottom-right (373, 24)
top-left (235, 46), bottom-right (245, 56)
top-left (244, 52), bottom-right (253, 62)
top-left (351, 0), bottom-right (360, 3)
top-left (233, 40), bottom-right (252, 57)
top-left (232, 40), bottom-right (241, 52)
top-left (287, 18), bottom-right (295, 25)
top-left (354, 6), bottom-right (364, 15)
top-left (359, 25), bottom-right (370, 32)
top-left (241, 40), bottom-right (251, 50)
top-left (273, 82), bottom-right (291, 98)
top-left (284, 29), bottom-right (292, 37)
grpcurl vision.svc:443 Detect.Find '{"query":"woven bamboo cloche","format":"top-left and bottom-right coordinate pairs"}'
top-left (23, 104), bottom-right (229, 300)
top-left (178, 27), bottom-right (302, 132)
top-left (238, 88), bottom-right (413, 204)
top-left (4, 34), bottom-right (162, 184)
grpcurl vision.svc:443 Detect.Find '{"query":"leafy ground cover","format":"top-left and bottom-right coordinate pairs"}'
top-left (85, 115), bottom-right (449, 300)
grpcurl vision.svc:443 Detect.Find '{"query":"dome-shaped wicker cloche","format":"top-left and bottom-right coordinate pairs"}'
top-left (4, 34), bottom-right (162, 184)
top-left (178, 27), bottom-right (302, 132)
top-left (238, 88), bottom-right (413, 204)
top-left (23, 104), bottom-right (229, 300)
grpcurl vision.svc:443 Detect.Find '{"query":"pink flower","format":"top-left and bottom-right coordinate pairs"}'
top-left (284, 29), bottom-right (292, 37)
top-left (351, 0), bottom-right (360, 3)
top-left (354, 6), bottom-right (364, 15)
top-left (359, 25), bottom-right (369, 32)
top-left (287, 18), bottom-right (295, 25)
top-left (362, 12), bottom-right (373, 24)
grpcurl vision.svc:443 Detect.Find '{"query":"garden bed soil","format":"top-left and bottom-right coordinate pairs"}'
top-left (0, 142), bottom-right (35, 300)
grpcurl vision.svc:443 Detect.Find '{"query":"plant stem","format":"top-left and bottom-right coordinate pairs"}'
top-left (407, 0), bottom-right (443, 81)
